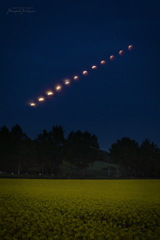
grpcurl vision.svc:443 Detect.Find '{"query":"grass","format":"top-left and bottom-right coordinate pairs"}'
top-left (0, 179), bottom-right (160, 239)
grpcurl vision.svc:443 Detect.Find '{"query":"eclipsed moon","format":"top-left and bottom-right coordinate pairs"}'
top-left (64, 79), bottom-right (70, 85)
top-left (55, 85), bottom-right (62, 91)
top-left (119, 50), bottom-right (125, 56)
top-left (83, 71), bottom-right (88, 75)
top-left (100, 60), bottom-right (106, 64)
top-left (38, 97), bottom-right (44, 101)
top-left (30, 103), bottom-right (35, 106)
top-left (92, 65), bottom-right (97, 69)
top-left (110, 55), bottom-right (115, 61)
top-left (73, 76), bottom-right (79, 80)
top-left (46, 91), bottom-right (54, 96)
top-left (128, 45), bottom-right (134, 51)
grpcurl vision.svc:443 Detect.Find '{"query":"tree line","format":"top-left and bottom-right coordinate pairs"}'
top-left (109, 137), bottom-right (160, 178)
top-left (0, 124), bottom-right (100, 177)
top-left (0, 124), bottom-right (160, 178)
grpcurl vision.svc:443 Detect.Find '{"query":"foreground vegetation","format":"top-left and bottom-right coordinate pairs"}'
top-left (0, 179), bottom-right (160, 240)
top-left (1, 124), bottom-right (160, 178)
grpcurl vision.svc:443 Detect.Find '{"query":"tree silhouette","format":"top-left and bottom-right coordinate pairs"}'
top-left (50, 125), bottom-right (65, 147)
top-left (10, 124), bottom-right (29, 174)
top-left (36, 129), bottom-right (54, 174)
top-left (66, 130), bottom-right (100, 176)
top-left (138, 138), bottom-right (160, 178)
top-left (0, 126), bottom-right (12, 172)
top-left (109, 137), bottom-right (139, 177)
top-left (11, 124), bottom-right (28, 141)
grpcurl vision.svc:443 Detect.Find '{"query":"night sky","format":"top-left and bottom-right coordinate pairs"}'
top-left (1, 0), bottom-right (160, 151)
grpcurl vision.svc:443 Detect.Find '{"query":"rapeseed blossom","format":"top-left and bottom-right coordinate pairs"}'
top-left (0, 179), bottom-right (160, 239)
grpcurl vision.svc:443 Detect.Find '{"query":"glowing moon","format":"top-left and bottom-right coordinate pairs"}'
top-left (55, 85), bottom-right (62, 91)
top-left (73, 76), bottom-right (79, 80)
top-left (30, 103), bottom-right (35, 106)
top-left (38, 97), bottom-right (44, 101)
top-left (83, 71), bottom-right (88, 75)
top-left (110, 55), bottom-right (115, 61)
top-left (92, 65), bottom-right (97, 69)
top-left (128, 45), bottom-right (134, 51)
top-left (64, 79), bottom-right (70, 85)
top-left (119, 50), bottom-right (124, 56)
top-left (47, 91), bottom-right (54, 96)
top-left (29, 44), bottom-right (134, 107)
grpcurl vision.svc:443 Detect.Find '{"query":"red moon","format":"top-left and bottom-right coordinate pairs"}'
top-left (100, 60), bottom-right (106, 64)
top-left (119, 50), bottom-right (124, 56)
top-left (82, 71), bottom-right (88, 75)
top-left (128, 45), bottom-right (134, 51)
top-left (110, 55), bottom-right (115, 61)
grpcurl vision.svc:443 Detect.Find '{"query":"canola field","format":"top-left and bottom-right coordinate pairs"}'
top-left (0, 179), bottom-right (160, 240)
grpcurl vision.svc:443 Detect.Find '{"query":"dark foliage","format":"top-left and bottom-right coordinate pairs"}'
top-left (109, 137), bottom-right (160, 178)
top-left (0, 125), bottom-right (100, 176)
top-left (0, 126), bottom-right (160, 178)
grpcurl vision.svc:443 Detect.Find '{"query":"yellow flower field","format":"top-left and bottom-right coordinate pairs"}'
top-left (0, 179), bottom-right (160, 240)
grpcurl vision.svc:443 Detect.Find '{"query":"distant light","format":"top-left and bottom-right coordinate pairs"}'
top-left (100, 60), bottom-right (106, 64)
top-left (110, 55), bottom-right (115, 61)
top-left (128, 45), bottom-right (134, 51)
top-left (83, 71), bottom-right (88, 75)
top-left (64, 79), bottom-right (70, 85)
top-left (30, 103), bottom-right (35, 106)
top-left (92, 65), bottom-right (97, 69)
top-left (73, 75), bottom-right (79, 80)
top-left (38, 97), bottom-right (44, 101)
top-left (55, 85), bottom-right (61, 91)
top-left (119, 50), bottom-right (125, 56)
top-left (47, 91), bottom-right (54, 96)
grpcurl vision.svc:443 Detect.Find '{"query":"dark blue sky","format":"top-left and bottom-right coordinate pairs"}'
top-left (1, 0), bottom-right (160, 151)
